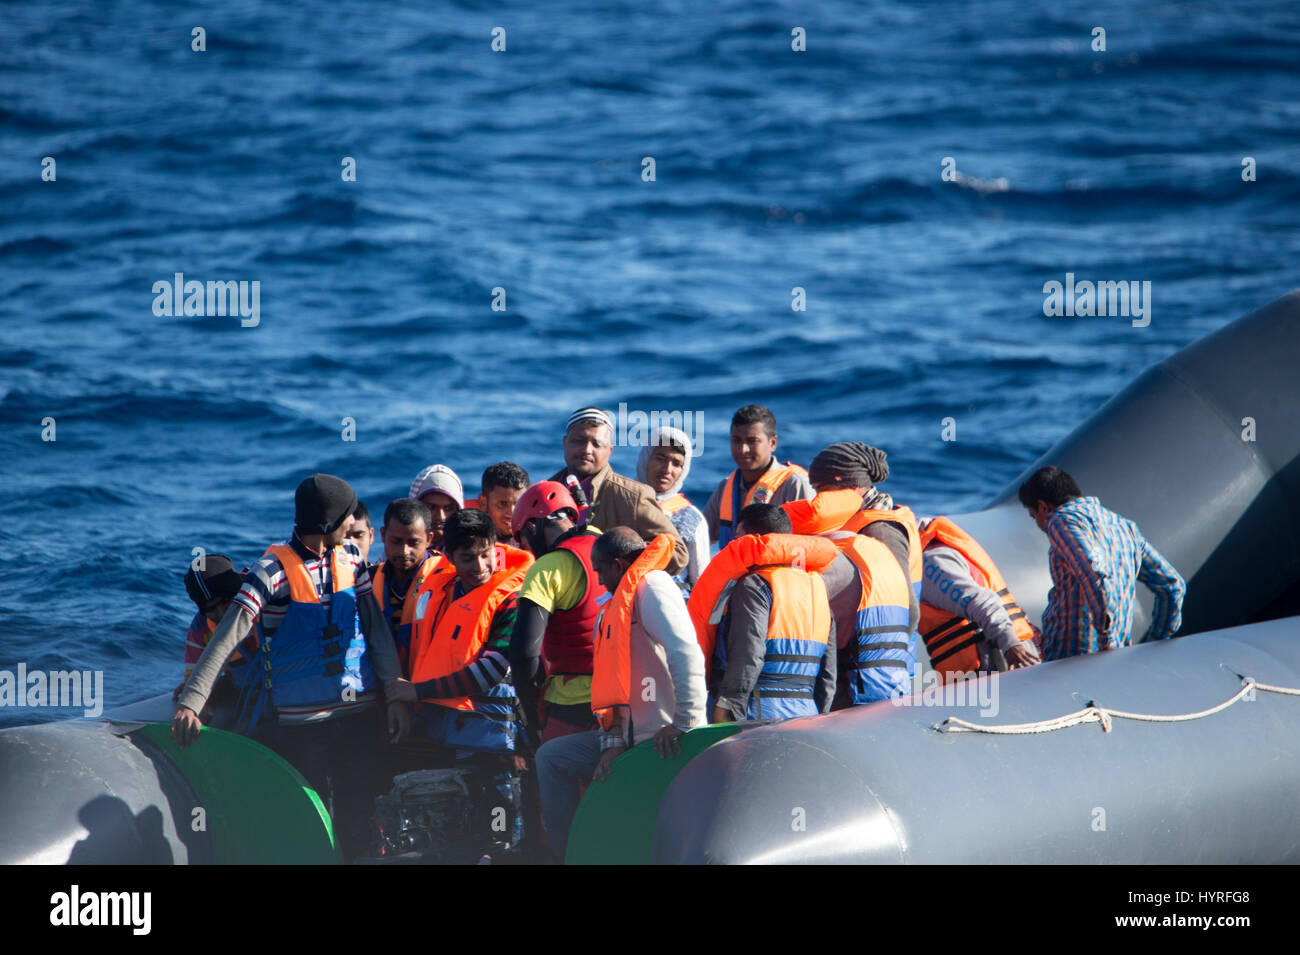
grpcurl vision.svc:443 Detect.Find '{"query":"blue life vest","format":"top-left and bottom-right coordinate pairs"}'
top-left (238, 543), bottom-right (375, 732)
top-left (832, 534), bottom-right (916, 704)
top-left (714, 565), bottom-right (832, 720)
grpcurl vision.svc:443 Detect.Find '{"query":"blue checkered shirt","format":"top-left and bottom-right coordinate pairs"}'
top-left (1041, 497), bottom-right (1185, 660)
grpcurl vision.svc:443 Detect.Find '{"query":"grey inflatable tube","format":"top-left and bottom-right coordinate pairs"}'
top-left (653, 290), bottom-right (1300, 864)
top-left (0, 722), bottom-right (211, 865)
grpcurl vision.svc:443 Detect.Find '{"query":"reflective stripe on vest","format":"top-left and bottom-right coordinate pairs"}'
top-left (250, 544), bottom-right (373, 711)
top-left (749, 565), bottom-right (832, 720)
top-left (842, 505), bottom-right (923, 597)
top-left (658, 493), bottom-right (691, 516)
top-left (832, 535), bottom-right (915, 704)
top-left (408, 544), bottom-right (534, 711)
top-left (591, 534), bottom-right (676, 729)
top-left (542, 530), bottom-right (606, 676)
top-left (687, 532), bottom-right (839, 685)
top-left (918, 516), bottom-right (1034, 675)
top-left (717, 462), bottom-right (809, 546)
top-left (372, 554), bottom-right (441, 672)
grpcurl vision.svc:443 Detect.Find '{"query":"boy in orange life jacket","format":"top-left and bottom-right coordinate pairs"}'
top-left (371, 498), bottom-right (437, 675)
top-left (410, 463), bottom-right (463, 552)
top-left (477, 461), bottom-right (529, 548)
top-left (388, 508), bottom-right (530, 848)
top-left (344, 500), bottom-right (376, 567)
top-left (702, 404), bottom-right (814, 547)
top-left (534, 527), bottom-right (707, 860)
top-left (708, 504), bottom-right (836, 723)
top-left (507, 481), bottom-right (608, 747)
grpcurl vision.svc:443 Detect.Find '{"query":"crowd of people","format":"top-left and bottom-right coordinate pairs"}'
top-left (170, 403), bottom-right (1187, 862)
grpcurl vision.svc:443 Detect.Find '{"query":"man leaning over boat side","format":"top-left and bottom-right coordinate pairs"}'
top-left (1019, 466), bottom-right (1185, 660)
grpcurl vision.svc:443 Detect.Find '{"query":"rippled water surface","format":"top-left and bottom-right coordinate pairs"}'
top-left (2, 1), bottom-right (1298, 722)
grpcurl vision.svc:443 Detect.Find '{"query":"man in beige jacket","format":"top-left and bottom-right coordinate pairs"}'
top-left (549, 407), bottom-right (688, 575)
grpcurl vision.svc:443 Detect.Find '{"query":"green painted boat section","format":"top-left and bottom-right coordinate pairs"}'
top-left (566, 724), bottom-right (740, 865)
top-left (138, 723), bottom-right (340, 865)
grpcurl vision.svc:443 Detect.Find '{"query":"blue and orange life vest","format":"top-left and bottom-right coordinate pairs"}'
top-left (409, 544), bottom-right (533, 753)
top-left (918, 517), bottom-right (1035, 675)
top-left (842, 505), bottom-right (924, 603)
top-left (372, 554), bottom-right (440, 675)
top-left (542, 529), bottom-right (607, 678)
top-left (716, 462), bottom-right (809, 547)
top-left (688, 533), bottom-right (836, 720)
top-left (239, 544), bottom-right (375, 731)
top-left (590, 534), bottom-right (676, 730)
top-left (830, 534), bottom-right (915, 703)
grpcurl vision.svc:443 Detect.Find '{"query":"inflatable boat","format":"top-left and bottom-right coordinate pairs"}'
top-left (3, 290), bottom-right (1298, 865)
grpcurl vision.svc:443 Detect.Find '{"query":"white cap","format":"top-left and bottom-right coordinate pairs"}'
top-left (409, 464), bottom-right (464, 508)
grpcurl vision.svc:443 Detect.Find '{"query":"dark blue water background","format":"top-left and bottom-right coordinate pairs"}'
top-left (2, 1), bottom-right (1298, 723)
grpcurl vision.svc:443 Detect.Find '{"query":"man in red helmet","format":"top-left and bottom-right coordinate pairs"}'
top-left (508, 481), bottom-right (610, 746)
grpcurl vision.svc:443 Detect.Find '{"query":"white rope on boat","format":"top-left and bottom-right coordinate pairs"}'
top-left (935, 676), bottom-right (1300, 735)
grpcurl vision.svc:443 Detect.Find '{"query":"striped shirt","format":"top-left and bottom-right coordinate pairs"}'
top-left (1041, 497), bottom-right (1185, 661)
top-left (233, 536), bottom-right (374, 635)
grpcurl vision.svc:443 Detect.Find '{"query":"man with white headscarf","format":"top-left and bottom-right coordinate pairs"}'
top-left (636, 425), bottom-right (709, 594)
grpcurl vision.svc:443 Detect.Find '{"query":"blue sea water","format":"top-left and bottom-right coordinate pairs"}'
top-left (1, 1), bottom-right (1298, 725)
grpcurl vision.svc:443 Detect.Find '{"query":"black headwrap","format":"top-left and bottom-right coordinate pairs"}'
top-left (184, 554), bottom-right (243, 609)
top-left (294, 473), bottom-right (358, 536)
top-left (808, 441), bottom-right (889, 488)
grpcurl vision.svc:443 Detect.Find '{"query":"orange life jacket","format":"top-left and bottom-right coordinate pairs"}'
top-left (371, 554), bottom-right (441, 672)
top-left (717, 462), bottom-right (809, 545)
top-left (407, 544), bottom-right (534, 711)
top-left (781, 488), bottom-right (865, 535)
top-left (687, 532), bottom-right (839, 681)
top-left (842, 505), bottom-right (923, 593)
top-left (917, 516), bottom-right (1034, 674)
top-left (590, 534), bottom-right (676, 730)
top-left (657, 493), bottom-right (691, 516)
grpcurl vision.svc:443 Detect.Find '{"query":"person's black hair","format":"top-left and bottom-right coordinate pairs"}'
top-left (352, 500), bottom-right (371, 527)
top-left (1018, 466), bottom-right (1083, 510)
top-left (481, 461), bottom-right (530, 494)
top-left (382, 497), bottom-right (432, 531)
top-left (731, 404), bottom-right (777, 438)
top-left (443, 507), bottom-right (497, 555)
top-left (737, 502), bottom-right (791, 535)
top-left (591, 527), bottom-right (647, 566)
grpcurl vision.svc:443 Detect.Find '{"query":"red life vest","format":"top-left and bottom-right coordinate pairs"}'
top-left (542, 530), bottom-right (607, 676)
top-left (590, 534), bottom-right (676, 730)
top-left (658, 493), bottom-right (691, 516)
top-left (918, 517), bottom-right (1034, 674)
top-left (687, 533), bottom-right (839, 682)
top-left (407, 544), bottom-right (534, 711)
top-left (842, 505), bottom-right (923, 592)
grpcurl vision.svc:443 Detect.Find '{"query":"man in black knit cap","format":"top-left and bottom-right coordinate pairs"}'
top-left (172, 473), bottom-right (407, 861)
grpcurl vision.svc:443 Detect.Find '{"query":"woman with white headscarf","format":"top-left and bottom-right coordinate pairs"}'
top-left (636, 425), bottom-right (710, 594)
